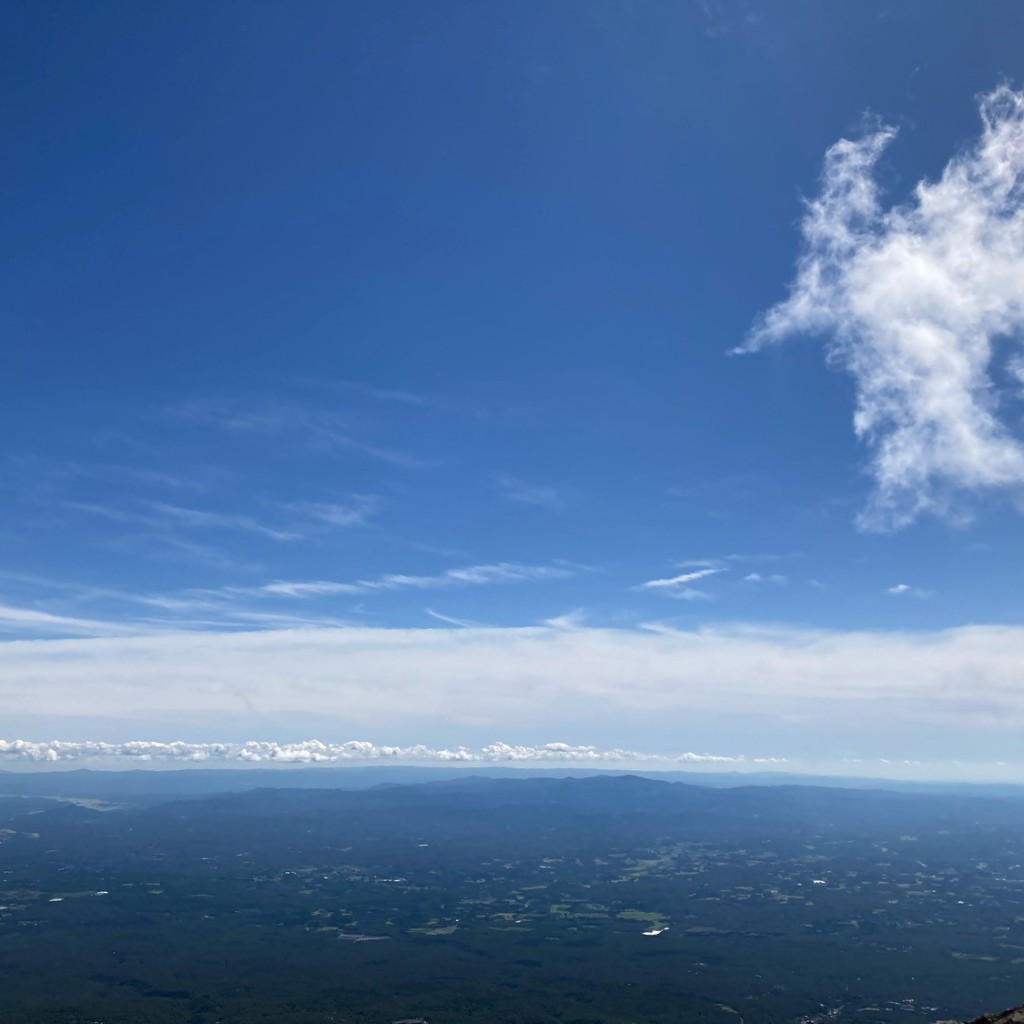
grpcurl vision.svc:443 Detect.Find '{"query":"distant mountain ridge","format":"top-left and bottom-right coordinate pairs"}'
top-left (2, 763), bottom-right (1024, 802)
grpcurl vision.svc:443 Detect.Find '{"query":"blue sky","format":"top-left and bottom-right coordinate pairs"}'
top-left (6, 1), bottom-right (1024, 777)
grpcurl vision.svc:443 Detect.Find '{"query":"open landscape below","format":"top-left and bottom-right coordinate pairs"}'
top-left (0, 770), bottom-right (1022, 1023)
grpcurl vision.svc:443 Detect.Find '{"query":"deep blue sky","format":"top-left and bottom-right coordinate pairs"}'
top-left (5, 2), bottom-right (1024, 775)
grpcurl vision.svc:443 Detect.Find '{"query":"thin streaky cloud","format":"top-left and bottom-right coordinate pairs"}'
top-left (205, 610), bottom-right (357, 629)
top-left (543, 609), bottom-right (587, 630)
top-left (260, 580), bottom-right (365, 598)
top-left (127, 612), bottom-right (356, 632)
top-left (174, 399), bottom-right (434, 469)
top-left (38, 508), bottom-right (243, 571)
top-left (494, 474), bottom-right (565, 511)
top-left (640, 568), bottom-right (725, 589)
top-left (0, 562), bottom-right (579, 634)
top-left (426, 608), bottom-right (486, 628)
top-left (637, 620), bottom-right (680, 636)
top-left (721, 552), bottom-right (791, 563)
top-left (127, 533), bottom-right (256, 572)
top-left (259, 561), bottom-right (576, 599)
top-left (68, 500), bottom-right (304, 543)
top-left (678, 554), bottom-right (791, 569)
top-left (694, 0), bottom-right (756, 39)
top-left (10, 579), bottom-right (226, 616)
top-left (96, 464), bottom-right (197, 490)
top-left (64, 501), bottom-right (149, 526)
top-left (0, 568), bottom-right (106, 595)
top-left (310, 378), bottom-right (453, 411)
top-left (12, 455), bottom-right (203, 493)
top-left (149, 503), bottom-right (304, 541)
top-left (0, 602), bottom-right (154, 637)
top-left (302, 422), bottom-right (437, 469)
top-left (288, 496), bottom-right (379, 528)
top-left (72, 495), bottom-right (380, 551)
top-left (125, 589), bottom-right (247, 610)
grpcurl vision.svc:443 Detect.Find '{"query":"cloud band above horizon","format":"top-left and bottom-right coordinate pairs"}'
top-left (4, 622), bottom-right (1024, 745)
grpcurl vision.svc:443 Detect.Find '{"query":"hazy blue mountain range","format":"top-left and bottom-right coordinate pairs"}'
top-left (3, 765), bottom-right (1024, 806)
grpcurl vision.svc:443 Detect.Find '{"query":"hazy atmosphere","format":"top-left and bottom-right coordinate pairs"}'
top-left (6, 2), bottom-right (1024, 779)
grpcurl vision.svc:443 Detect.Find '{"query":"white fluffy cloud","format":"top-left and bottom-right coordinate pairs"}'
top-left (742, 85), bottom-right (1024, 530)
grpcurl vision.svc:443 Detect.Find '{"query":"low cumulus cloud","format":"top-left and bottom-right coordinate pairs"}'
top-left (742, 85), bottom-right (1024, 530)
top-left (0, 738), bottom-right (774, 766)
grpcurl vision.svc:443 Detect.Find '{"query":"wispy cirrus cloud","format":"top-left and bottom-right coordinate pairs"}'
top-left (741, 85), bottom-right (1024, 531)
top-left (694, 0), bottom-right (756, 38)
top-left (639, 567), bottom-right (725, 600)
top-left (259, 561), bottom-right (577, 599)
top-left (493, 474), bottom-right (566, 511)
top-left (0, 586), bottom-right (355, 638)
top-left (0, 561), bottom-right (575, 637)
top-left (149, 502), bottom-right (303, 541)
top-left (677, 553), bottom-right (790, 570)
top-left (8, 454), bottom-right (204, 493)
top-left (310, 378), bottom-right (454, 412)
top-left (68, 499), bottom-right (298, 540)
top-left (174, 399), bottom-right (433, 468)
top-left (886, 582), bottom-right (931, 598)
top-left (425, 608), bottom-right (484, 628)
top-left (543, 608), bottom-right (587, 630)
top-left (641, 568), bottom-right (724, 589)
top-left (70, 496), bottom-right (378, 545)
top-left (286, 496), bottom-right (378, 528)
top-left (0, 603), bottom-right (140, 637)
